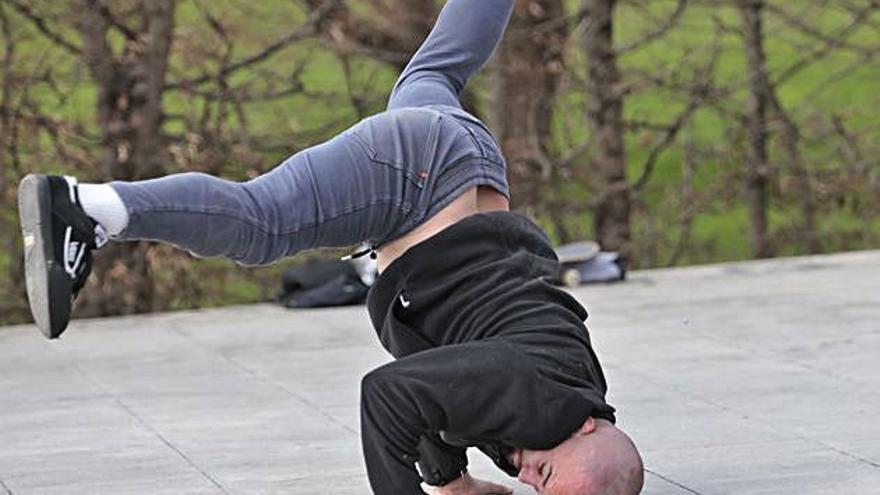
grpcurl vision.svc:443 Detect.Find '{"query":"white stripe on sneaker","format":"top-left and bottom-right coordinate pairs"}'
top-left (63, 226), bottom-right (86, 278)
top-left (64, 176), bottom-right (78, 204)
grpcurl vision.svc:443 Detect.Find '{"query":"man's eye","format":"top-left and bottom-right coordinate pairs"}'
top-left (540, 463), bottom-right (552, 487)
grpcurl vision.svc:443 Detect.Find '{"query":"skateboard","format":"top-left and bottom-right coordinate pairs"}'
top-left (555, 241), bottom-right (601, 287)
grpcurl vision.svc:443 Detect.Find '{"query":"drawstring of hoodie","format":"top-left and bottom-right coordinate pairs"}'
top-left (342, 244), bottom-right (379, 261)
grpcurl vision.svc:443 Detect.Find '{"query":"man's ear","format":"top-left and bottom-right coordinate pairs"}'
top-left (577, 416), bottom-right (598, 436)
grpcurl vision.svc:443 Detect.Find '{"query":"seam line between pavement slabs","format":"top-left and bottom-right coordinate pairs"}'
top-left (650, 380), bottom-right (880, 471)
top-left (0, 475), bottom-right (13, 495)
top-left (804, 440), bottom-right (880, 470)
top-left (168, 323), bottom-right (359, 436)
top-left (695, 396), bottom-right (880, 470)
top-left (683, 325), bottom-right (876, 389)
top-left (644, 468), bottom-right (705, 495)
top-left (62, 358), bottom-right (232, 495)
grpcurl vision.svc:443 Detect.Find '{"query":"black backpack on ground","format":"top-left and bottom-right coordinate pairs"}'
top-left (278, 260), bottom-right (369, 308)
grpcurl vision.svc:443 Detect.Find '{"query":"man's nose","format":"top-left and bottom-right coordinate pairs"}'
top-left (518, 466), bottom-right (540, 486)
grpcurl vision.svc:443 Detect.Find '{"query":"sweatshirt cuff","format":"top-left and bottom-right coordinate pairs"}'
top-left (416, 433), bottom-right (469, 486)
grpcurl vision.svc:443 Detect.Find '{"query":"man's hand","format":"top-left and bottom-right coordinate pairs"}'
top-left (422, 472), bottom-right (513, 495)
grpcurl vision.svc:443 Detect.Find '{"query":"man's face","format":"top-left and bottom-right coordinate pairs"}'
top-left (508, 418), bottom-right (644, 495)
top-left (510, 440), bottom-right (591, 495)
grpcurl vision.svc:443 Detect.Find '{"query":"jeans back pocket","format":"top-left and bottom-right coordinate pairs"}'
top-left (347, 109), bottom-right (444, 190)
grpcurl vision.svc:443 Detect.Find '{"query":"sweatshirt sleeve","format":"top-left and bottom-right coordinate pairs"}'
top-left (359, 339), bottom-right (593, 494)
top-left (416, 433), bottom-right (469, 487)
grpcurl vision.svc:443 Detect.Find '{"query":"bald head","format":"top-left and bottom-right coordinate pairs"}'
top-left (515, 417), bottom-right (643, 495)
top-left (571, 419), bottom-right (644, 495)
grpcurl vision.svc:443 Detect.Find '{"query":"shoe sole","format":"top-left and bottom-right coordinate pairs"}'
top-left (18, 174), bottom-right (72, 339)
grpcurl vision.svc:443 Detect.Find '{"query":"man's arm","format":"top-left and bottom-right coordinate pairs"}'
top-left (359, 339), bottom-right (592, 494)
top-left (389, 0), bottom-right (516, 105)
top-left (417, 433), bottom-right (468, 486)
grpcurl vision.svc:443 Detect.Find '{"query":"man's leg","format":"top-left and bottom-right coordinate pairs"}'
top-left (386, 0), bottom-right (515, 111)
top-left (18, 131), bottom-right (422, 338)
top-left (107, 158), bottom-right (333, 267)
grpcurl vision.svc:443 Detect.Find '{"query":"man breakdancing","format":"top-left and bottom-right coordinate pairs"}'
top-left (18, 0), bottom-right (644, 493)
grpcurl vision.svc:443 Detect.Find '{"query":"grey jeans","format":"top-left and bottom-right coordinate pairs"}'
top-left (111, 0), bottom-right (512, 266)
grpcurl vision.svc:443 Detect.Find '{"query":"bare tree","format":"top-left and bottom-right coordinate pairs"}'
top-left (762, 0), bottom-right (878, 254)
top-left (0, 1), bottom-right (26, 321)
top-left (583, 0), bottom-right (631, 255)
top-left (734, 0), bottom-right (878, 257)
top-left (739, 0), bottom-right (774, 258)
top-left (0, 0), bottom-right (339, 320)
top-left (489, 0), bottom-right (569, 223)
top-left (305, 0), bottom-right (436, 64)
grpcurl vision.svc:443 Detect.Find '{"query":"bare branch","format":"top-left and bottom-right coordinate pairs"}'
top-left (196, 1), bottom-right (231, 45)
top-left (632, 94), bottom-right (703, 192)
top-left (623, 119), bottom-right (682, 133)
top-left (84, 0), bottom-right (138, 41)
top-left (831, 115), bottom-right (867, 170)
top-left (2, 0), bottom-right (81, 54)
top-left (75, 0), bottom-right (117, 87)
top-left (301, 0), bottom-right (438, 71)
top-left (0, 100), bottom-right (98, 170)
top-left (773, 1), bottom-right (878, 86)
top-left (0, 103), bottom-right (95, 140)
top-left (765, 2), bottom-right (879, 56)
top-left (166, 0), bottom-right (342, 90)
top-left (617, 0), bottom-right (689, 54)
top-left (805, 49), bottom-right (877, 104)
top-left (665, 123), bottom-right (701, 267)
top-left (184, 84), bottom-right (306, 103)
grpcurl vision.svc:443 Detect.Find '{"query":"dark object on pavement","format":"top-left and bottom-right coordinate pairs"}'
top-left (555, 241), bottom-right (626, 287)
top-left (279, 260), bottom-right (369, 308)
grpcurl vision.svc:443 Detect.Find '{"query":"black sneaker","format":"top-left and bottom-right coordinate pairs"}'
top-left (18, 175), bottom-right (108, 339)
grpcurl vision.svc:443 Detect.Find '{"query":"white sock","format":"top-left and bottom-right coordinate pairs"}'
top-left (77, 183), bottom-right (129, 237)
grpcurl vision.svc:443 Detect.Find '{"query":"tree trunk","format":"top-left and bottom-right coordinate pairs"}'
top-left (0, 3), bottom-right (24, 302)
top-left (739, 0), bottom-right (773, 258)
top-left (1, 3), bottom-right (13, 265)
top-left (583, 0), bottom-right (631, 256)
top-left (769, 94), bottom-right (819, 253)
top-left (74, 0), bottom-right (176, 316)
top-left (489, 0), bottom-right (568, 219)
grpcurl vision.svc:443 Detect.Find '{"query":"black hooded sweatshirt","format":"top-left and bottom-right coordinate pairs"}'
top-left (361, 212), bottom-right (615, 494)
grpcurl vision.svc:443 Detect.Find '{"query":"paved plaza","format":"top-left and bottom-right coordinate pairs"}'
top-left (1, 250), bottom-right (878, 494)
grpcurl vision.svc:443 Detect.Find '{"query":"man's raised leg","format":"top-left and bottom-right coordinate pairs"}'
top-left (18, 129), bottom-right (420, 338)
top-left (386, 0), bottom-right (515, 111)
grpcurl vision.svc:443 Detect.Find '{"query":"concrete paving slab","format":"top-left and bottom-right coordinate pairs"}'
top-left (1, 250), bottom-right (879, 494)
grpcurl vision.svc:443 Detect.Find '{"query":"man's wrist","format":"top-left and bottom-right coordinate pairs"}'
top-left (421, 471), bottom-right (470, 494)
top-left (425, 467), bottom-right (468, 487)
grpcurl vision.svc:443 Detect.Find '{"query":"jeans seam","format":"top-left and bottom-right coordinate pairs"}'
top-left (304, 155), bottom-right (325, 223)
top-left (130, 197), bottom-right (420, 238)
